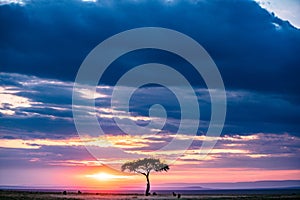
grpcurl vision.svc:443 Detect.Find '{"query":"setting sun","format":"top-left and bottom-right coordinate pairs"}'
top-left (86, 172), bottom-right (130, 181)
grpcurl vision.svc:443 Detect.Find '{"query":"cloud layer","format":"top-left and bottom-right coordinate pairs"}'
top-left (0, 72), bottom-right (299, 172)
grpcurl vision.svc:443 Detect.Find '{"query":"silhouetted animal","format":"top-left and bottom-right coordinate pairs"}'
top-left (172, 192), bottom-right (176, 196)
top-left (62, 191), bottom-right (67, 195)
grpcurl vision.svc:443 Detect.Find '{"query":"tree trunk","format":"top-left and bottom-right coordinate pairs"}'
top-left (145, 174), bottom-right (150, 196)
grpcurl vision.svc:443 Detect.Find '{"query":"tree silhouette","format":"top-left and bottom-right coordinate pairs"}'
top-left (121, 158), bottom-right (169, 196)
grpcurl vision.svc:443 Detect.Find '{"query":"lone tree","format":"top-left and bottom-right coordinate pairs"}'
top-left (121, 158), bottom-right (169, 196)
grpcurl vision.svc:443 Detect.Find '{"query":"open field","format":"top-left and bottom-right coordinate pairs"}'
top-left (1, 190), bottom-right (300, 200)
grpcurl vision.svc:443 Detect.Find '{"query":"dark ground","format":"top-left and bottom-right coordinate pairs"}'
top-left (1, 190), bottom-right (300, 200)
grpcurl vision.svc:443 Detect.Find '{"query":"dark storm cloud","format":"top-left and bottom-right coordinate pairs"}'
top-left (0, 0), bottom-right (299, 102)
top-left (0, 0), bottom-right (299, 140)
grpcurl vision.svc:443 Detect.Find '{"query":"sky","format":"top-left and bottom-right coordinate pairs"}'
top-left (0, 0), bottom-right (300, 190)
top-left (255, 0), bottom-right (300, 29)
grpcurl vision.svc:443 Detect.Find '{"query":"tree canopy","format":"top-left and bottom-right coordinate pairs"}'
top-left (121, 158), bottom-right (169, 195)
top-left (121, 158), bottom-right (169, 175)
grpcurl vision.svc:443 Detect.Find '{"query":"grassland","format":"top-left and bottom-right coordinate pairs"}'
top-left (1, 190), bottom-right (300, 200)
